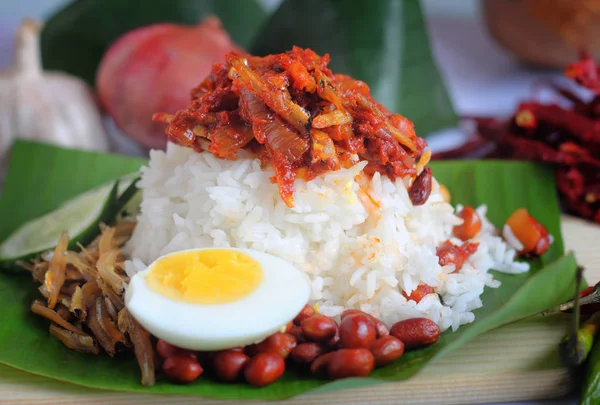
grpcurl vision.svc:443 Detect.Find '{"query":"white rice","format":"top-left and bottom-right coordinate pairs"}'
top-left (125, 143), bottom-right (528, 332)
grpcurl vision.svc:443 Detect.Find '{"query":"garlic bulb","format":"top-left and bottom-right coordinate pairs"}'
top-left (0, 19), bottom-right (109, 167)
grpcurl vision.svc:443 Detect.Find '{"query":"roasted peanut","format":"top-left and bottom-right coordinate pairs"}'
top-left (371, 317), bottom-right (390, 338)
top-left (339, 313), bottom-right (376, 348)
top-left (291, 342), bottom-right (325, 364)
top-left (250, 332), bottom-right (297, 359)
top-left (325, 329), bottom-right (340, 349)
top-left (327, 348), bottom-right (375, 379)
top-left (370, 336), bottom-right (404, 366)
top-left (162, 355), bottom-right (203, 384)
top-left (341, 309), bottom-right (389, 337)
top-left (310, 352), bottom-right (334, 378)
top-left (390, 318), bottom-right (440, 349)
top-left (300, 315), bottom-right (338, 342)
top-left (213, 350), bottom-right (249, 382)
top-left (294, 304), bottom-right (315, 325)
top-left (340, 309), bottom-right (363, 320)
top-left (244, 353), bottom-right (285, 387)
top-left (453, 206), bottom-right (482, 240)
top-left (288, 325), bottom-right (306, 343)
top-left (408, 167), bottom-right (432, 206)
top-left (156, 339), bottom-right (197, 361)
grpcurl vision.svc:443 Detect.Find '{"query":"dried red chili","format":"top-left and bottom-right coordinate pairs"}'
top-left (565, 53), bottom-right (600, 94)
top-left (433, 54), bottom-right (600, 223)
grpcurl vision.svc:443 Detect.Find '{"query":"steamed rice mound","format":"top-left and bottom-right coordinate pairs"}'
top-left (126, 143), bottom-right (528, 332)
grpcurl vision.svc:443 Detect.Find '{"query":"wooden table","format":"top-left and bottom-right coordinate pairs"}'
top-left (0, 215), bottom-right (598, 405)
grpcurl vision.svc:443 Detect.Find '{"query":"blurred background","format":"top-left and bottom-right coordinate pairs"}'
top-left (0, 0), bottom-right (577, 119)
top-left (0, 0), bottom-right (583, 151)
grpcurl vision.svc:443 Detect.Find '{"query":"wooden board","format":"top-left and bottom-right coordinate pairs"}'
top-left (0, 215), bottom-right (598, 405)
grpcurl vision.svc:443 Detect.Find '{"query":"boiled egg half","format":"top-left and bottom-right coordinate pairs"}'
top-left (125, 248), bottom-right (310, 351)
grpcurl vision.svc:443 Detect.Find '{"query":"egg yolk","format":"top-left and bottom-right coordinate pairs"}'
top-left (146, 250), bottom-right (263, 304)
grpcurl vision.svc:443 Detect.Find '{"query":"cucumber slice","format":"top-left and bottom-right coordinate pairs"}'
top-left (0, 183), bottom-right (117, 263)
top-left (0, 173), bottom-right (140, 266)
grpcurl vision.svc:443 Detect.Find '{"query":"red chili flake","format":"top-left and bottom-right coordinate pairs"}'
top-left (436, 241), bottom-right (479, 273)
top-left (402, 284), bottom-right (435, 303)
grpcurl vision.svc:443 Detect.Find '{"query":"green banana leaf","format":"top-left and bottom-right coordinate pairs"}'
top-left (0, 140), bottom-right (577, 400)
top-left (251, 0), bottom-right (457, 135)
top-left (582, 338), bottom-right (600, 404)
top-left (40, 0), bottom-right (268, 86)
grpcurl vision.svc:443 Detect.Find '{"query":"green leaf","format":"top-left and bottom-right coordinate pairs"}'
top-left (250, 0), bottom-right (457, 135)
top-left (582, 337), bottom-right (600, 405)
top-left (0, 141), bottom-right (146, 243)
top-left (0, 174), bottom-right (142, 271)
top-left (0, 143), bottom-right (577, 399)
top-left (41, 0), bottom-right (268, 86)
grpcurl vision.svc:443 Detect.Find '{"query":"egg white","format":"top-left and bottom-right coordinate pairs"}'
top-left (125, 248), bottom-right (311, 351)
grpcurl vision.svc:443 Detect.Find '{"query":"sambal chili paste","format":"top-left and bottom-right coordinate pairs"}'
top-left (154, 47), bottom-right (427, 207)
